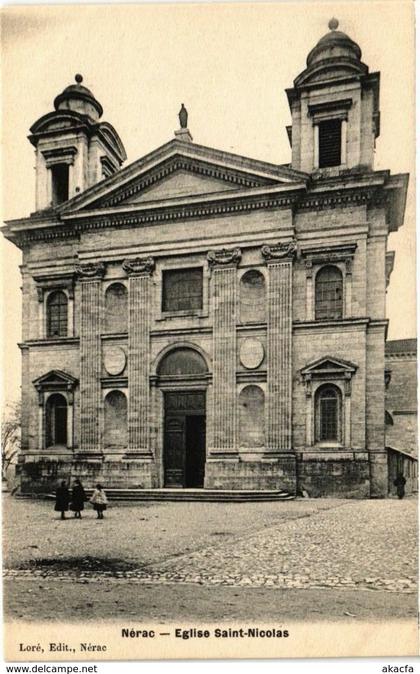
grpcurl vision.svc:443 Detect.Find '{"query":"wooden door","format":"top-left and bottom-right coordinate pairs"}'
top-left (185, 415), bottom-right (206, 487)
top-left (164, 391), bottom-right (206, 488)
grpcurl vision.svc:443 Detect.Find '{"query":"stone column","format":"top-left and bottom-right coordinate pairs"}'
top-left (76, 262), bottom-right (106, 455)
top-left (207, 248), bottom-right (241, 455)
top-left (262, 240), bottom-right (296, 453)
top-left (123, 257), bottom-right (155, 457)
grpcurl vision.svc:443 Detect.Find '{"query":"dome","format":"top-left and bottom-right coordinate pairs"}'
top-left (53, 74), bottom-right (103, 120)
top-left (307, 19), bottom-right (362, 67)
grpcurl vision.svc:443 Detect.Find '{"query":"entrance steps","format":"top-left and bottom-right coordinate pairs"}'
top-left (84, 488), bottom-right (295, 502)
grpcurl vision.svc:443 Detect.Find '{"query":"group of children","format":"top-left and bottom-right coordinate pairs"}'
top-left (54, 480), bottom-right (108, 519)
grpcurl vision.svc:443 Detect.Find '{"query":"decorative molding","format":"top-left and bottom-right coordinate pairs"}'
top-left (96, 157), bottom-right (266, 208)
top-left (300, 356), bottom-right (357, 397)
top-left (101, 377), bottom-right (128, 389)
top-left (298, 190), bottom-right (373, 211)
top-left (12, 187), bottom-right (376, 245)
top-left (33, 369), bottom-right (78, 405)
top-left (122, 256), bottom-right (155, 276)
top-left (304, 259), bottom-right (313, 278)
top-left (237, 370), bottom-right (267, 383)
top-left (33, 273), bottom-right (76, 301)
top-left (385, 251), bottom-right (395, 289)
top-left (41, 146), bottom-right (77, 167)
top-left (261, 239), bottom-right (297, 261)
top-left (301, 243), bottom-right (357, 268)
top-left (75, 261), bottom-right (106, 279)
top-left (207, 247), bottom-right (241, 268)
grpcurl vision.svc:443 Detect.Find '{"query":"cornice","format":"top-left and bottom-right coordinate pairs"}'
top-left (3, 169), bottom-right (406, 248)
top-left (19, 337), bottom-right (80, 349)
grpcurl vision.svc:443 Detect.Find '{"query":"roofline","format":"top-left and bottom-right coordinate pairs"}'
top-left (54, 138), bottom-right (309, 215)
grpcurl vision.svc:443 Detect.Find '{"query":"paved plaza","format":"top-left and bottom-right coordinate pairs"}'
top-left (2, 495), bottom-right (418, 621)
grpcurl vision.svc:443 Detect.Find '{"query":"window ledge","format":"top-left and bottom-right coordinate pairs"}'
top-left (157, 310), bottom-right (207, 321)
top-left (314, 442), bottom-right (343, 449)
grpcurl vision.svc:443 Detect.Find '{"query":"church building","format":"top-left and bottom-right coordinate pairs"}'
top-left (3, 20), bottom-right (408, 497)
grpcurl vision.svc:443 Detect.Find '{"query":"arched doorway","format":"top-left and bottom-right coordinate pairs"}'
top-left (157, 347), bottom-right (208, 488)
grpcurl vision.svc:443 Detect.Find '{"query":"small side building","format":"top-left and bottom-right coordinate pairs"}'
top-left (385, 339), bottom-right (418, 495)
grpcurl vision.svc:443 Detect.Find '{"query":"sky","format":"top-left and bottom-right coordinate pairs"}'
top-left (0, 1), bottom-right (416, 404)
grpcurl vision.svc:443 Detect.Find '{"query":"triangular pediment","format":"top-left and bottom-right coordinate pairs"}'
top-left (121, 168), bottom-right (239, 204)
top-left (57, 139), bottom-right (308, 215)
top-left (33, 369), bottom-right (78, 389)
top-left (301, 356), bottom-right (357, 376)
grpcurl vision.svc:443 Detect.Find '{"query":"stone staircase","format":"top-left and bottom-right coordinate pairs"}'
top-left (20, 488), bottom-right (295, 502)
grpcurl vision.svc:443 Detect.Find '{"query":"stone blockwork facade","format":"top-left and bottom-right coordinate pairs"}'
top-left (385, 339), bottom-right (418, 495)
top-left (3, 22), bottom-right (409, 497)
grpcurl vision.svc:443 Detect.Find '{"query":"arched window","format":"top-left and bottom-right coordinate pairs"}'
top-left (104, 390), bottom-right (127, 448)
top-left (158, 348), bottom-right (208, 377)
top-left (385, 411), bottom-right (394, 426)
top-left (45, 393), bottom-right (67, 447)
top-left (315, 266), bottom-right (343, 320)
top-left (47, 291), bottom-right (68, 337)
top-left (315, 384), bottom-right (342, 443)
top-left (238, 385), bottom-right (265, 447)
top-left (240, 270), bottom-right (266, 323)
top-left (105, 283), bottom-right (128, 333)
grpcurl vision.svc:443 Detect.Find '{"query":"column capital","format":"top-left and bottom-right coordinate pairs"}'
top-left (76, 261), bottom-right (106, 280)
top-left (122, 256), bottom-right (155, 277)
top-left (207, 247), bottom-right (241, 269)
top-left (261, 239), bottom-right (298, 262)
top-left (304, 259), bottom-right (313, 278)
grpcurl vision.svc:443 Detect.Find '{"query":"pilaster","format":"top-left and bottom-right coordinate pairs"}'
top-left (262, 240), bottom-right (296, 452)
top-left (123, 257), bottom-right (155, 457)
top-left (76, 262), bottom-right (105, 455)
top-left (207, 248), bottom-right (241, 455)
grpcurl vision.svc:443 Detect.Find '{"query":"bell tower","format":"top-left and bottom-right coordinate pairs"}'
top-left (286, 19), bottom-right (380, 175)
top-left (29, 75), bottom-right (127, 211)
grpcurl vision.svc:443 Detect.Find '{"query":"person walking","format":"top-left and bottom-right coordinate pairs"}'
top-left (394, 472), bottom-right (407, 500)
top-left (90, 483), bottom-right (108, 519)
top-left (54, 480), bottom-right (70, 520)
top-left (70, 478), bottom-right (86, 519)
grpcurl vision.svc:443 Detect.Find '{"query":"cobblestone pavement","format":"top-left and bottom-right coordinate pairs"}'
top-left (2, 496), bottom-right (417, 595)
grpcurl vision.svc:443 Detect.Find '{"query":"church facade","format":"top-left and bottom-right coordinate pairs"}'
top-left (3, 21), bottom-right (408, 497)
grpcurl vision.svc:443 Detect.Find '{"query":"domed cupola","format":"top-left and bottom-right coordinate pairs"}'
top-left (53, 74), bottom-right (103, 121)
top-left (285, 19), bottom-right (380, 175)
top-left (306, 18), bottom-right (362, 68)
top-left (29, 75), bottom-right (126, 211)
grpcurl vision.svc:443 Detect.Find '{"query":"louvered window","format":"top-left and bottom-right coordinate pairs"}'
top-left (318, 119), bottom-right (342, 168)
top-left (162, 268), bottom-right (203, 312)
top-left (51, 164), bottom-right (69, 205)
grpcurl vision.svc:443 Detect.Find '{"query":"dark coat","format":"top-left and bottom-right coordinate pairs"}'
top-left (70, 484), bottom-right (86, 511)
top-left (394, 475), bottom-right (406, 497)
top-left (54, 485), bottom-right (70, 511)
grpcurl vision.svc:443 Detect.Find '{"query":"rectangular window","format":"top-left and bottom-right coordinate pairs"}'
top-left (320, 398), bottom-right (338, 441)
top-left (51, 164), bottom-right (69, 205)
top-left (318, 119), bottom-right (342, 168)
top-left (162, 268), bottom-right (203, 313)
